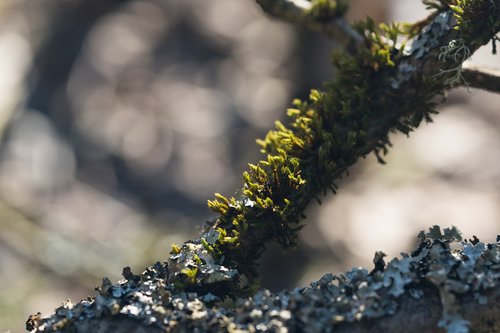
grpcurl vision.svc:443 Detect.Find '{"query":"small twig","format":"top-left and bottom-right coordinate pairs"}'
top-left (255, 0), bottom-right (363, 51)
top-left (461, 64), bottom-right (500, 94)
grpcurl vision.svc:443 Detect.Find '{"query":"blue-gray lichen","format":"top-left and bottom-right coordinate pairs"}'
top-left (407, 11), bottom-right (453, 59)
top-left (27, 227), bottom-right (500, 333)
top-left (169, 238), bottom-right (238, 289)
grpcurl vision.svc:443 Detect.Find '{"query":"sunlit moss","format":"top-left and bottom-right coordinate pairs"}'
top-left (307, 0), bottom-right (349, 19)
top-left (179, 267), bottom-right (198, 285)
top-left (199, 18), bottom-right (443, 290)
top-left (171, 243), bottom-right (181, 254)
top-left (167, 0), bottom-right (499, 296)
top-left (451, 0), bottom-right (500, 51)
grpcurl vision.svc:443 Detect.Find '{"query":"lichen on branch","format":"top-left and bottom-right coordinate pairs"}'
top-left (27, 227), bottom-right (500, 333)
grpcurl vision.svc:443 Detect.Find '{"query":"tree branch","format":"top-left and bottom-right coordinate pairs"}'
top-left (255, 0), bottom-right (363, 50)
top-left (462, 64), bottom-right (500, 94)
top-left (27, 228), bottom-right (500, 333)
top-left (26, 1), bottom-right (500, 332)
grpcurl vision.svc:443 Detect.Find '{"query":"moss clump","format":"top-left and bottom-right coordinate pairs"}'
top-left (166, 0), bottom-right (499, 296)
top-left (201, 19), bottom-right (442, 289)
top-left (450, 0), bottom-right (500, 52)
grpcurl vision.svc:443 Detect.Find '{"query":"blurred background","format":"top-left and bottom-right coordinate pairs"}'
top-left (0, 0), bottom-right (499, 331)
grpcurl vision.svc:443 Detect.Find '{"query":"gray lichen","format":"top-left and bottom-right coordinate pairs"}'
top-left (168, 239), bottom-right (239, 289)
top-left (27, 227), bottom-right (500, 333)
top-left (407, 11), bottom-right (453, 59)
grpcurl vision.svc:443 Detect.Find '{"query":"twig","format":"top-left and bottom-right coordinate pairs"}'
top-left (255, 0), bottom-right (363, 50)
top-left (461, 64), bottom-right (500, 94)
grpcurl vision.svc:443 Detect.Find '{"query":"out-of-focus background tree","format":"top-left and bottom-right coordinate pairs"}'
top-left (0, 1), bottom-right (498, 331)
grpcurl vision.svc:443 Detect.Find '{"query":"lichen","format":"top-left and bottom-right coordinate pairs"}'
top-left (406, 11), bottom-right (453, 59)
top-left (27, 227), bottom-right (500, 333)
top-left (409, 0), bottom-right (500, 88)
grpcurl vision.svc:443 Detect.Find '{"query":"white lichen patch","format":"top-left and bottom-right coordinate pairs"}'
top-left (407, 11), bottom-right (452, 59)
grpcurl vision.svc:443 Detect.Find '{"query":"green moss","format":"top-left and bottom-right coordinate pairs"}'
top-left (171, 243), bottom-right (181, 254)
top-left (180, 267), bottom-right (199, 285)
top-left (307, 0), bottom-right (349, 19)
top-left (201, 18), bottom-right (443, 285)
top-left (451, 0), bottom-right (500, 51)
top-left (421, 0), bottom-right (500, 53)
top-left (167, 0), bottom-right (499, 297)
top-left (422, 0), bottom-right (455, 10)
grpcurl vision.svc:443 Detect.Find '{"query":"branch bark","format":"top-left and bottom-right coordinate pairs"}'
top-left (257, 0), bottom-right (500, 95)
top-left (462, 64), bottom-right (500, 93)
top-left (255, 0), bottom-right (363, 50)
top-left (26, 282), bottom-right (500, 333)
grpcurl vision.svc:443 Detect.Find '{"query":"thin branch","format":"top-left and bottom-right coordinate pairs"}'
top-left (255, 0), bottom-right (363, 50)
top-left (461, 63), bottom-right (500, 93)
